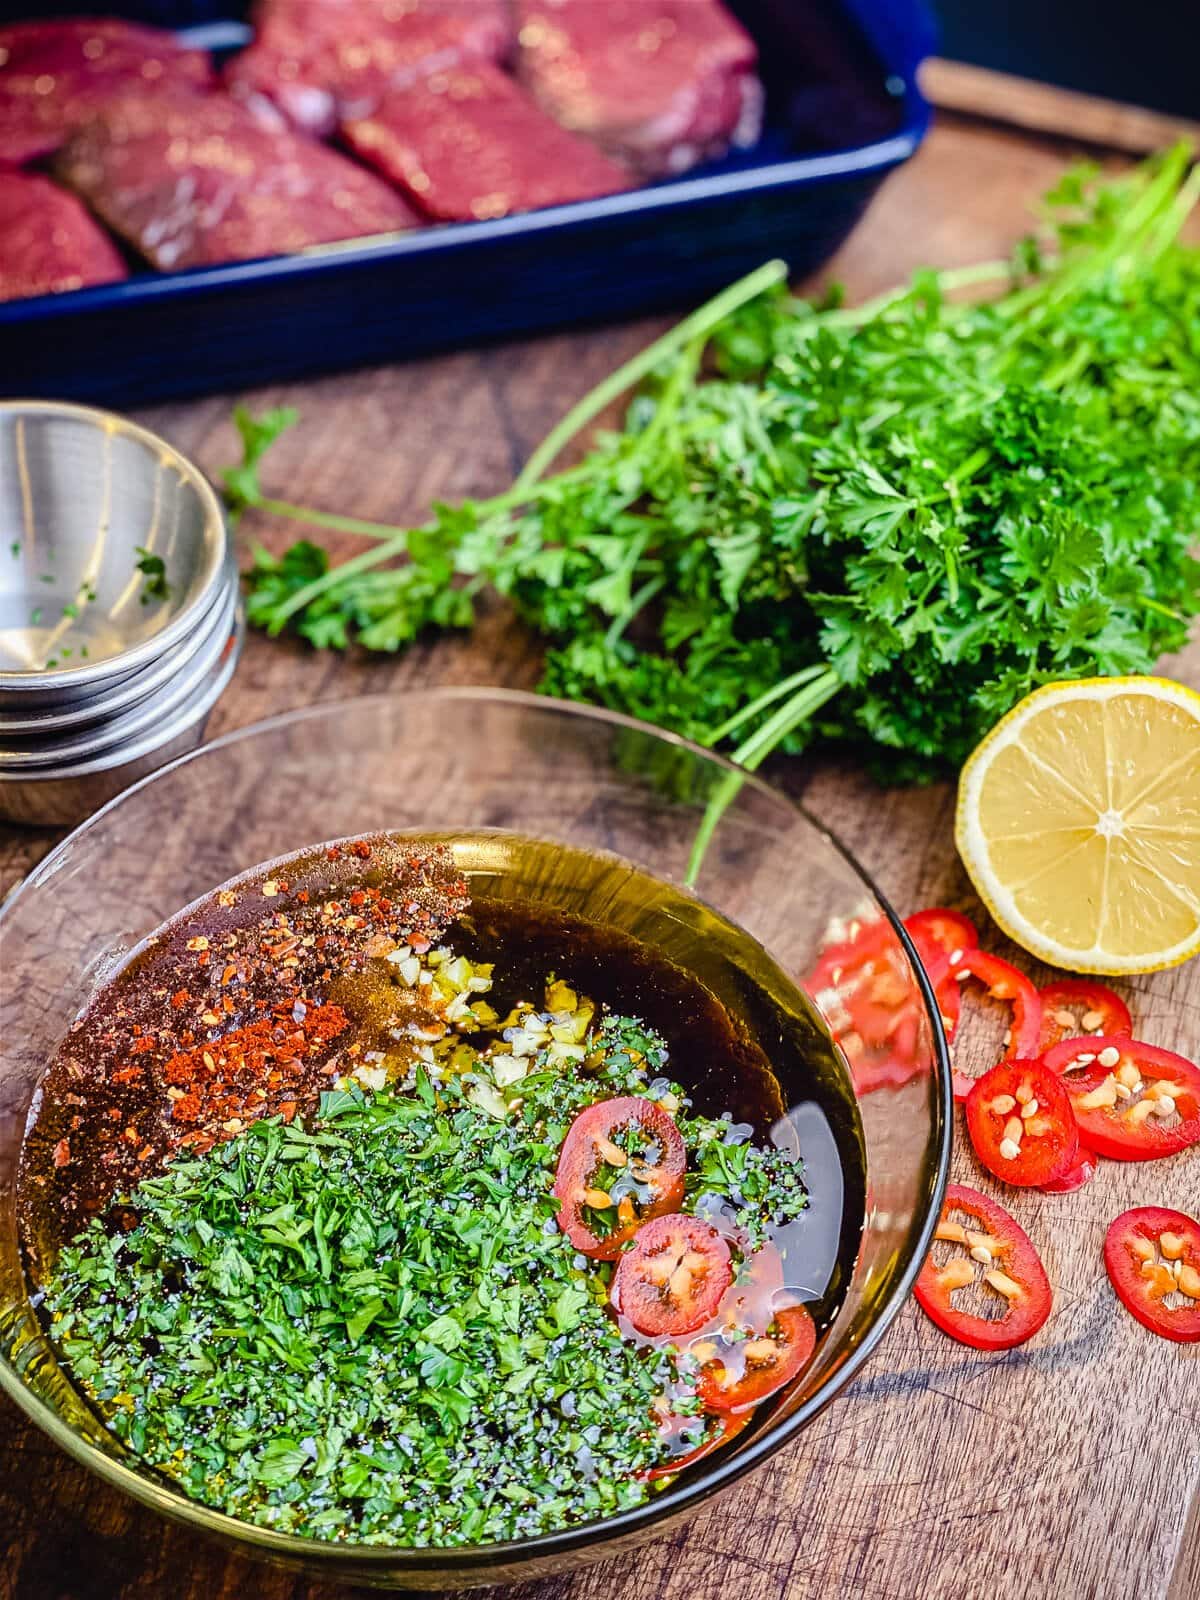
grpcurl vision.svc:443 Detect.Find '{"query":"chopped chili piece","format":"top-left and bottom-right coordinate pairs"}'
top-left (1104, 1207), bottom-right (1200, 1343)
top-left (965, 1059), bottom-right (1079, 1187)
top-left (915, 1184), bottom-right (1052, 1350)
top-left (554, 1097), bottom-right (686, 1260)
top-left (1036, 979), bottom-right (1131, 1053)
top-left (951, 949), bottom-right (1043, 1101)
top-left (640, 1409), bottom-right (751, 1481)
top-left (694, 1305), bottom-right (816, 1412)
top-left (804, 916), bottom-right (939, 1095)
top-left (904, 907), bottom-right (978, 974)
top-left (611, 1213), bottom-right (732, 1336)
top-left (1041, 1035), bottom-right (1200, 1161)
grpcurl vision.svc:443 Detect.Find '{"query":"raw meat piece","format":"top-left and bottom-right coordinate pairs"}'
top-left (55, 88), bottom-right (419, 271)
top-left (342, 62), bottom-right (630, 222)
top-left (0, 170), bottom-right (126, 300)
top-left (0, 18), bottom-right (214, 167)
top-left (226, 0), bottom-right (513, 135)
top-left (516, 0), bottom-right (762, 177)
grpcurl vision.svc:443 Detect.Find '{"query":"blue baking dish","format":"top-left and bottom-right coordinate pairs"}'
top-left (0, 0), bottom-right (935, 404)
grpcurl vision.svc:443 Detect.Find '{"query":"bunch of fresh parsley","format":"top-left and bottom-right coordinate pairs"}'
top-left (233, 148), bottom-right (1200, 782)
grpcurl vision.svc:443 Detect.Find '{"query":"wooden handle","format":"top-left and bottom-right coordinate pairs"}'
top-left (921, 57), bottom-right (1200, 154)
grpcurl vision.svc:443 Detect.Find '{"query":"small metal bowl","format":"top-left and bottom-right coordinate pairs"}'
top-left (0, 603), bottom-right (244, 826)
top-left (0, 558), bottom-right (234, 736)
top-left (0, 401), bottom-right (229, 709)
top-left (0, 572), bottom-right (238, 769)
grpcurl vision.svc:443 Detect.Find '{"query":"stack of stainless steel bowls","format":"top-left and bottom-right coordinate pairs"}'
top-left (0, 402), bottom-right (243, 826)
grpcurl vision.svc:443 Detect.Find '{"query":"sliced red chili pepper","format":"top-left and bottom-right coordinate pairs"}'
top-left (641, 1408), bottom-right (751, 1480)
top-left (806, 916), bottom-right (892, 985)
top-left (693, 1304), bottom-right (816, 1413)
top-left (951, 949), bottom-right (1043, 1101)
top-left (810, 920), bottom-right (915, 1052)
top-left (1036, 979), bottom-right (1131, 1053)
top-left (903, 908), bottom-right (978, 967)
top-left (848, 1053), bottom-right (928, 1094)
top-left (1041, 1035), bottom-right (1200, 1162)
top-left (965, 1059), bottom-right (1078, 1186)
top-left (611, 1213), bottom-right (733, 1337)
top-left (1039, 1148), bottom-right (1097, 1194)
top-left (905, 908), bottom-right (978, 1045)
top-left (805, 917), bottom-right (943, 1095)
top-left (553, 1097), bottom-right (686, 1261)
top-left (1104, 1206), bottom-right (1200, 1344)
top-left (914, 1183), bottom-right (1052, 1350)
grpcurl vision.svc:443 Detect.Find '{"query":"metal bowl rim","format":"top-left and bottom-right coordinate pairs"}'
top-left (0, 400), bottom-right (229, 694)
top-left (0, 605), bottom-right (243, 784)
top-left (0, 572), bottom-right (238, 765)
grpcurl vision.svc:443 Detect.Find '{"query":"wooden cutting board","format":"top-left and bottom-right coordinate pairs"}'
top-left (1, 108), bottom-right (1196, 1600)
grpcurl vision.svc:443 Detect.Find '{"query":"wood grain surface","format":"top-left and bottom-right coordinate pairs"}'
top-left (2, 114), bottom-right (1198, 1600)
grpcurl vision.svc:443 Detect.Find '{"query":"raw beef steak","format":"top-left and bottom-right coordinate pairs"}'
top-left (0, 170), bottom-right (126, 300)
top-left (342, 61), bottom-right (629, 221)
top-left (516, 0), bottom-right (762, 177)
top-left (0, 18), bottom-right (214, 167)
top-left (226, 0), bottom-right (513, 135)
top-left (56, 88), bottom-right (419, 271)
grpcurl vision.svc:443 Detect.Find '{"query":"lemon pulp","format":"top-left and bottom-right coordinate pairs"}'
top-left (956, 677), bottom-right (1200, 974)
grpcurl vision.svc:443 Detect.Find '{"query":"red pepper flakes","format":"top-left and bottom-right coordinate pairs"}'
top-left (161, 1003), bottom-right (349, 1152)
top-left (27, 840), bottom-right (469, 1257)
top-left (53, 1138), bottom-right (71, 1168)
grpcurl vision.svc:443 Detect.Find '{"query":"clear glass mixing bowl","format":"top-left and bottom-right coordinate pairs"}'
top-left (0, 689), bottom-right (951, 1589)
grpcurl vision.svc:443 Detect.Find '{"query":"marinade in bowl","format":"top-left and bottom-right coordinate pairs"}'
top-left (19, 830), bottom-right (865, 1549)
top-left (0, 689), bottom-right (949, 1588)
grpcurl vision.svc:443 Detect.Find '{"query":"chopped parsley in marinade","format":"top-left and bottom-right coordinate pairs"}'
top-left (43, 966), bottom-right (809, 1547)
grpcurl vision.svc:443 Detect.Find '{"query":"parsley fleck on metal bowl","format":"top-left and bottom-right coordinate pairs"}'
top-left (0, 401), bottom-right (240, 824)
top-left (0, 691), bottom-right (951, 1589)
top-left (0, 401), bottom-right (228, 706)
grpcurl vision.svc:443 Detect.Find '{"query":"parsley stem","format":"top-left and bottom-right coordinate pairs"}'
top-left (814, 258), bottom-right (1016, 327)
top-left (511, 259), bottom-right (789, 495)
top-left (999, 143), bottom-right (1191, 334)
top-left (253, 498), bottom-right (415, 542)
top-left (703, 665), bottom-right (831, 745)
top-left (604, 576), bottom-right (665, 650)
top-left (1144, 156), bottom-right (1200, 263)
top-left (265, 534), bottom-right (409, 630)
top-left (1041, 339), bottom-right (1094, 391)
top-left (945, 446), bottom-right (991, 486)
top-left (685, 667), bottom-right (842, 887)
top-left (260, 463), bottom-right (618, 626)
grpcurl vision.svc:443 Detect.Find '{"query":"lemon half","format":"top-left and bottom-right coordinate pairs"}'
top-left (956, 676), bottom-right (1200, 975)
